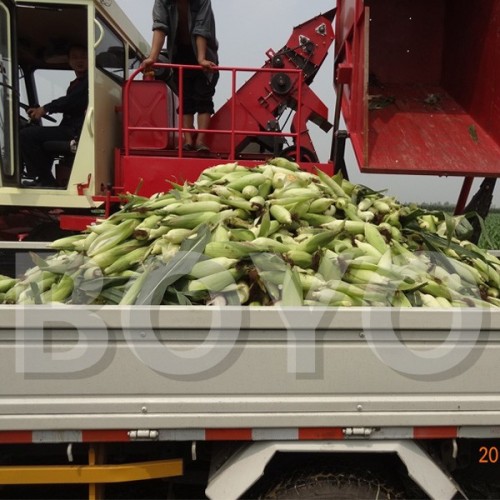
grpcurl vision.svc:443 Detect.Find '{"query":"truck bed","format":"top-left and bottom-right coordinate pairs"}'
top-left (1, 306), bottom-right (500, 432)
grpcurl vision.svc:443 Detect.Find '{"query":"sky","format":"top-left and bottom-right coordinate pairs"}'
top-left (115, 0), bottom-right (495, 207)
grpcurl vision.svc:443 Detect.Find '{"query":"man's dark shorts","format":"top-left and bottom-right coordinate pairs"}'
top-left (173, 44), bottom-right (219, 115)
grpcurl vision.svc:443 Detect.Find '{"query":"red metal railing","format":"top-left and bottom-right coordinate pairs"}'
top-left (123, 63), bottom-right (304, 161)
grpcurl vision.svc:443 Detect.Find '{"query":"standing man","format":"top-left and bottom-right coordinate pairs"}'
top-left (20, 44), bottom-right (88, 187)
top-left (142, 0), bottom-right (219, 153)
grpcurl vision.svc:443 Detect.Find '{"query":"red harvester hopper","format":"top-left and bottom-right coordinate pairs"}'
top-left (335, 0), bottom-right (500, 177)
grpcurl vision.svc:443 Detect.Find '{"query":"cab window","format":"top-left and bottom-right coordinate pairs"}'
top-left (95, 16), bottom-right (125, 82)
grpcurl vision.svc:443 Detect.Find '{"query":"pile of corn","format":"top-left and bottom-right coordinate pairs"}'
top-left (1, 158), bottom-right (500, 307)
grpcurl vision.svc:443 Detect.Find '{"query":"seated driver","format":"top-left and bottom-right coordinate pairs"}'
top-left (20, 44), bottom-right (88, 188)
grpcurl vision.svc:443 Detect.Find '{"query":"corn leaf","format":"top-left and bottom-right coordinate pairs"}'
top-left (135, 225), bottom-right (211, 305)
top-left (415, 230), bottom-right (486, 262)
top-left (30, 252), bottom-right (48, 269)
top-left (258, 210), bottom-right (271, 238)
top-left (282, 268), bottom-right (303, 306)
top-left (98, 287), bottom-right (126, 304)
top-left (29, 282), bottom-right (42, 305)
top-left (169, 287), bottom-right (193, 306)
top-left (464, 212), bottom-right (492, 248)
top-left (443, 212), bottom-right (456, 247)
top-left (454, 216), bottom-right (474, 241)
top-left (398, 208), bottom-right (427, 227)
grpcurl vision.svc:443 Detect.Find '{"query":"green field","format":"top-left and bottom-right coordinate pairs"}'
top-left (479, 213), bottom-right (500, 250)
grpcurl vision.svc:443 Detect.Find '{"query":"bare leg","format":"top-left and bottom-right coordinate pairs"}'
top-left (183, 114), bottom-right (194, 146)
top-left (196, 112), bottom-right (211, 147)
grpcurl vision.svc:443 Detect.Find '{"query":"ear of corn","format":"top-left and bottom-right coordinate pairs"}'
top-left (187, 268), bottom-right (241, 294)
top-left (91, 240), bottom-right (146, 270)
top-left (104, 246), bottom-right (151, 276)
top-left (0, 277), bottom-right (18, 293)
top-left (297, 231), bottom-right (336, 253)
top-left (87, 219), bottom-right (140, 257)
top-left (205, 241), bottom-right (254, 259)
top-left (4, 159), bottom-right (500, 308)
top-left (313, 288), bottom-right (354, 306)
top-left (315, 168), bottom-right (348, 198)
top-left (163, 228), bottom-right (193, 245)
top-left (268, 157), bottom-right (300, 171)
top-left (286, 250), bottom-right (314, 269)
top-left (270, 205), bottom-right (293, 225)
top-left (226, 173), bottom-right (268, 192)
top-left (41, 273), bottom-right (74, 303)
top-left (309, 198), bottom-right (334, 214)
top-left (189, 257), bottom-right (238, 279)
top-left (301, 213), bottom-right (336, 226)
top-left (229, 228), bottom-right (256, 242)
top-left (162, 212), bottom-right (219, 229)
top-left (49, 234), bottom-right (87, 251)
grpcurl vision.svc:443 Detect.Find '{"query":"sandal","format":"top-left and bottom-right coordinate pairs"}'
top-left (182, 143), bottom-right (194, 151)
top-left (195, 143), bottom-right (210, 153)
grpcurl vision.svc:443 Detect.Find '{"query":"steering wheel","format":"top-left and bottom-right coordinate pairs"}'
top-left (20, 102), bottom-right (57, 124)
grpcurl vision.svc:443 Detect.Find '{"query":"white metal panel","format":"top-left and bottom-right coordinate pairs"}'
top-left (1, 306), bottom-right (500, 430)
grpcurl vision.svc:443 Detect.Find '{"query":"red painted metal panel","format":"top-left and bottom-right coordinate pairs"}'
top-left (298, 427), bottom-right (344, 440)
top-left (0, 431), bottom-right (32, 444)
top-left (120, 155), bottom-right (230, 195)
top-left (368, 0), bottom-right (446, 85)
top-left (205, 429), bottom-right (253, 441)
top-left (367, 84), bottom-right (500, 175)
top-left (336, 0), bottom-right (500, 177)
top-left (335, 0), bottom-right (368, 167)
top-left (81, 430), bottom-right (130, 443)
top-left (413, 426), bottom-right (458, 439)
top-left (442, 0), bottom-right (500, 146)
top-left (126, 80), bottom-right (171, 150)
top-left (59, 215), bottom-right (96, 232)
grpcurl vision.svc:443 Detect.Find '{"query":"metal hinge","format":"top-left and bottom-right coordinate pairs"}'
top-left (343, 427), bottom-right (375, 438)
top-left (128, 429), bottom-right (160, 441)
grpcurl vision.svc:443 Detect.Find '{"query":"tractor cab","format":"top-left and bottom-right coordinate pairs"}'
top-left (0, 0), bottom-right (148, 225)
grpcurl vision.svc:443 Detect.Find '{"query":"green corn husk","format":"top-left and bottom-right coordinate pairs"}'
top-left (164, 228), bottom-right (194, 244)
top-left (268, 157), bottom-right (300, 172)
top-left (0, 277), bottom-right (19, 293)
top-left (286, 250), bottom-right (314, 269)
top-left (104, 246), bottom-right (151, 275)
top-left (40, 273), bottom-right (75, 303)
top-left (187, 268), bottom-right (241, 294)
top-left (49, 234), bottom-right (87, 251)
top-left (270, 205), bottom-right (293, 225)
top-left (3, 159), bottom-right (500, 309)
top-left (297, 231), bottom-right (336, 253)
top-left (91, 240), bottom-right (147, 270)
top-left (205, 241), bottom-right (255, 259)
top-left (168, 201), bottom-right (224, 215)
top-left (87, 219), bottom-right (140, 257)
top-left (189, 257), bottom-right (238, 279)
top-left (162, 211), bottom-right (220, 229)
top-left (226, 173), bottom-right (268, 192)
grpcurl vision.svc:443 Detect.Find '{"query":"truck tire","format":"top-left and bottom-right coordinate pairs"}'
top-left (260, 468), bottom-right (404, 499)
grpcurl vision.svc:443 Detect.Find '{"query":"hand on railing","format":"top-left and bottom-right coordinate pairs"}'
top-left (198, 58), bottom-right (217, 71)
top-left (140, 56), bottom-right (156, 80)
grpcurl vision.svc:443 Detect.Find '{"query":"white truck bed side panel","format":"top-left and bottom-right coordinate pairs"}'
top-left (1, 306), bottom-right (499, 431)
